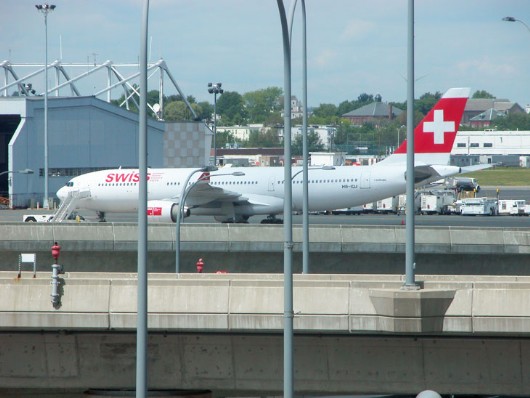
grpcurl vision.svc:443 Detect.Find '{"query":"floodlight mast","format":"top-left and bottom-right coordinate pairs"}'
top-left (35, 3), bottom-right (56, 209)
top-left (208, 82), bottom-right (223, 166)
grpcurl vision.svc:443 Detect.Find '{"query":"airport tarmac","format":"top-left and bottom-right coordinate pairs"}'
top-left (2, 187), bottom-right (529, 228)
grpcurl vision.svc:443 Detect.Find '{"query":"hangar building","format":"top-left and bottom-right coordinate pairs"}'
top-left (0, 96), bottom-right (210, 208)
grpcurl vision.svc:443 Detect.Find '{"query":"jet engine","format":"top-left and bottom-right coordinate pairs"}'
top-left (147, 200), bottom-right (189, 223)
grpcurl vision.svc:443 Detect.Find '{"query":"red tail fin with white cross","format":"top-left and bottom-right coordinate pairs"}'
top-left (381, 87), bottom-right (470, 165)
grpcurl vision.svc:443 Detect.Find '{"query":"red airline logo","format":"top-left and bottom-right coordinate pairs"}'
top-left (104, 171), bottom-right (165, 183)
top-left (147, 207), bottom-right (162, 216)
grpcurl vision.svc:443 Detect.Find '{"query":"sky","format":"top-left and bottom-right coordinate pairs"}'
top-left (2, 0), bottom-right (530, 108)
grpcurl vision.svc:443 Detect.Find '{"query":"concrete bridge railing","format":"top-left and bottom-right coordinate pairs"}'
top-left (0, 223), bottom-right (529, 274)
top-left (3, 272), bottom-right (530, 335)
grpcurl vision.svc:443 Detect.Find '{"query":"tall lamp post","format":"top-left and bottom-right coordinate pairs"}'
top-left (208, 82), bottom-right (223, 167)
top-left (35, 3), bottom-right (56, 209)
top-left (502, 16), bottom-right (530, 33)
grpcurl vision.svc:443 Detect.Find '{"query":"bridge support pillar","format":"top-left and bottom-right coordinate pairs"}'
top-left (369, 289), bottom-right (456, 333)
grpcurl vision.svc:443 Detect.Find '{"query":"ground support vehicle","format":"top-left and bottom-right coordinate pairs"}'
top-left (460, 197), bottom-right (498, 216)
top-left (498, 199), bottom-right (526, 216)
top-left (420, 190), bottom-right (457, 215)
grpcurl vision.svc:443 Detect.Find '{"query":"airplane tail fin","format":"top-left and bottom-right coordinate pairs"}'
top-left (380, 87), bottom-right (470, 165)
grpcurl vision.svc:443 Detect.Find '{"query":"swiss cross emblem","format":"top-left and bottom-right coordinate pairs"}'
top-left (423, 110), bottom-right (455, 144)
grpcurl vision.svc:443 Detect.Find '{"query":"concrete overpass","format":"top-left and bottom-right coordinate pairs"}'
top-left (1, 271), bottom-right (530, 397)
top-left (1, 222), bottom-right (529, 274)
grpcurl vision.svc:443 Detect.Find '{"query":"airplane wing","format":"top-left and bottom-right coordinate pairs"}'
top-left (175, 183), bottom-right (243, 206)
top-left (413, 164), bottom-right (462, 185)
top-left (459, 163), bottom-right (496, 173)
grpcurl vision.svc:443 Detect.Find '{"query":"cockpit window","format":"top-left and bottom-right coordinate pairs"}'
top-left (66, 182), bottom-right (74, 187)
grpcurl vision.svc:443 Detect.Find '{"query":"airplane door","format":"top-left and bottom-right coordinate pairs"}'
top-left (360, 170), bottom-right (371, 189)
top-left (268, 176), bottom-right (275, 192)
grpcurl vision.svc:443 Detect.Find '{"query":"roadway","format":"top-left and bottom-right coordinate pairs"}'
top-left (3, 272), bottom-right (530, 397)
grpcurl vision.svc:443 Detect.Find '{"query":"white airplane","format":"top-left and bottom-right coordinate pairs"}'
top-left (57, 87), bottom-right (471, 224)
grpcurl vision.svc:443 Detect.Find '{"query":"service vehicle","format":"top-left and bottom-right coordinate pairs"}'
top-left (22, 214), bottom-right (54, 222)
top-left (447, 176), bottom-right (480, 192)
top-left (420, 190), bottom-right (456, 215)
top-left (460, 197), bottom-right (498, 216)
top-left (376, 196), bottom-right (399, 213)
top-left (498, 199), bottom-right (526, 216)
top-left (23, 212), bottom-right (84, 223)
top-left (331, 206), bottom-right (363, 215)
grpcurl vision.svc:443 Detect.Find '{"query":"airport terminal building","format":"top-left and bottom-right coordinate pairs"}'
top-left (0, 96), bottom-right (210, 208)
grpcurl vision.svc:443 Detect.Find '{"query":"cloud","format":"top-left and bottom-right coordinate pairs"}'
top-left (457, 57), bottom-right (517, 76)
top-left (313, 49), bottom-right (338, 68)
top-left (340, 19), bottom-right (376, 42)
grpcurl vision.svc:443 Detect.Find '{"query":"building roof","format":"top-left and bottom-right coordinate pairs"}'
top-left (464, 98), bottom-right (514, 112)
top-left (342, 102), bottom-right (403, 118)
top-left (469, 108), bottom-right (506, 122)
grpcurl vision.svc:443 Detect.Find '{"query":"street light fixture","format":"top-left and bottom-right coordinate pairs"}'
top-left (291, 165), bottom-right (335, 181)
top-left (35, 3), bottom-right (56, 209)
top-left (0, 168), bottom-right (34, 177)
top-left (502, 16), bottom-right (530, 33)
top-left (175, 166), bottom-right (245, 273)
top-left (0, 168), bottom-right (34, 209)
top-left (208, 82), bottom-right (224, 167)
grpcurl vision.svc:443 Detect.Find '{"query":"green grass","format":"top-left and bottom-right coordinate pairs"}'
top-left (461, 167), bottom-right (530, 186)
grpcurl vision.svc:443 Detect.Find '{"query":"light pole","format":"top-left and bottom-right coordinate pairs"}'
top-left (299, 0), bottom-right (310, 275)
top-left (397, 125), bottom-right (405, 149)
top-left (35, 3), bottom-right (55, 209)
top-left (137, 1), bottom-right (149, 396)
top-left (208, 82), bottom-right (223, 167)
top-left (175, 167), bottom-right (244, 273)
top-left (277, 1), bottom-right (296, 397)
top-left (292, 164), bottom-right (335, 266)
top-left (503, 16), bottom-right (530, 33)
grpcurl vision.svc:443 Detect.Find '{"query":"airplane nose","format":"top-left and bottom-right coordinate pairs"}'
top-left (56, 187), bottom-right (67, 201)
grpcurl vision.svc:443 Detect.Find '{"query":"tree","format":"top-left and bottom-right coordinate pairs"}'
top-left (472, 90), bottom-right (495, 99)
top-left (215, 130), bottom-right (237, 149)
top-left (356, 93), bottom-right (374, 104)
top-left (337, 100), bottom-right (355, 117)
top-left (415, 91), bottom-right (442, 115)
top-left (243, 87), bottom-right (283, 124)
top-left (310, 103), bottom-right (339, 125)
top-left (216, 91), bottom-right (247, 125)
top-left (493, 112), bottom-right (530, 130)
top-left (292, 130), bottom-right (324, 155)
top-left (244, 128), bottom-right (281, 147)
top-left (196, 101), bottom-right (213, 121)
top-left (164, 101), bottom-right (190, 121)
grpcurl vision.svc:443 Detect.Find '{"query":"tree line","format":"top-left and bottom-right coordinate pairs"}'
top-left (111, 88), bottom-right (530, 156)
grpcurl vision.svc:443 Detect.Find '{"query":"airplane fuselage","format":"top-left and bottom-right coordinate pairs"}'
top-left (58, 164), bottom-right (412, 217)
top-left (56, 88), bottom-right (470, 222)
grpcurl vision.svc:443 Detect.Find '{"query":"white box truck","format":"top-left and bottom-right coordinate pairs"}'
top-left (498, 199), bottom-right (526, 216)
top-left (420, 190), bottom-right (456, 215)
top-left (460, 197), bottom-right (498, 216)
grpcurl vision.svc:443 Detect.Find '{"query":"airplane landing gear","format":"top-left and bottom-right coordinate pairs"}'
top-left (97, 211), bottom-right (106, 222)
top-left (261, 215), bottom-right (283, 224)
